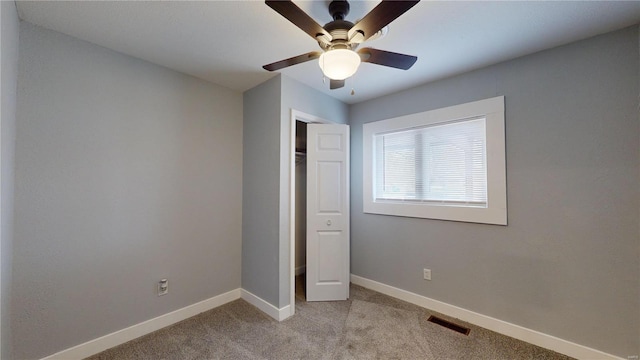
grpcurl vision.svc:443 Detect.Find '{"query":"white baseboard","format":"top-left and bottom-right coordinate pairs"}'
top-left (41, 289), bottom-right (241, 360)
top-left (295, 265), bottom-right (306, 276)
top-left (350, 275), bottom-right (623, 360)
top-left (240, 289), bottom-right (292, 321)
top-left (40, 278), bottom-right (622, 360)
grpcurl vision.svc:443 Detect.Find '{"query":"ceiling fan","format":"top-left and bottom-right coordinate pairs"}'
top-left (263, 0), bottom-right (419, 90)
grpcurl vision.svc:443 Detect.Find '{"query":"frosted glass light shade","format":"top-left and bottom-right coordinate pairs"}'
top-left (319, 49), bottom-right (361, 80)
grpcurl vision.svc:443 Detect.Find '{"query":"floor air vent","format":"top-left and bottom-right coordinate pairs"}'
top-left (427, 315), bottom-right (471, 335)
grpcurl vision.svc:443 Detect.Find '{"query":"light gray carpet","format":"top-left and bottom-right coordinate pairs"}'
top-left (337, 299), bottom-right (435, 359)
top-left (86, 279), bottom-right (574, 360)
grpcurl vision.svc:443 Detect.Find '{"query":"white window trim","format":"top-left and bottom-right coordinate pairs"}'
top-left (363, 96), bottom-right (507, 225)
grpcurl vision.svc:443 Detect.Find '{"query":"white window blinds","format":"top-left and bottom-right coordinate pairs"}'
top-left (374, 117), bottom-right (487, 206)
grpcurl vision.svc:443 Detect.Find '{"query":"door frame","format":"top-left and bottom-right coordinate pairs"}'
top-left (288, 109), bottom-right (334, 316)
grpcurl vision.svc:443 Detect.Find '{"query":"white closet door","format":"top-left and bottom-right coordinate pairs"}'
top-left (306, 123), bottom-right (350, 301)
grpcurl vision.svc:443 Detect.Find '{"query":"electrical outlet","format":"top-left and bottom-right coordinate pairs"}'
top-left (158, 279), bottom-right (169, 296)
top-left (423, 268), bottom-right (431, 281)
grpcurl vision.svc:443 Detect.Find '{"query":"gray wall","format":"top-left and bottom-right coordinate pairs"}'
top-left (242, 76), bottom-right (282, 307)
top-left (13, 23), bottom-right (243, 359)
top-left (1, 1), bottom-right (20, 359)
top-left (242, 74), bottom-right (348, 309)
top-left (349, 26), bottom-right (639, 357)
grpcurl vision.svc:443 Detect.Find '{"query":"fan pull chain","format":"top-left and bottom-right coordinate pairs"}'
top-left (351, 72), bottom-right (356, 96)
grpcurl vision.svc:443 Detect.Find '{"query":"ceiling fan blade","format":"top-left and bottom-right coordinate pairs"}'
top-left (266, 1), bottom-right (331, 41)
top-left (358, 48), bottom-right (417, 70)
top-left (263, 51), bottom-right (322, 71)
top-left (330, 79), bottom-right (345, 90)
top-left (348, 0), bottom-right (419, 42)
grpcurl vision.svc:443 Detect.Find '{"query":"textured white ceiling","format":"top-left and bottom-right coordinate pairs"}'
top-left (15, 1), bottom-right (640, 104)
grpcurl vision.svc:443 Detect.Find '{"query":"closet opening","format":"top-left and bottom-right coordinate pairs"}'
top-left (294, 120), bottom-right (307, 302)
top-left (289, 110), bottom-right (334, 316)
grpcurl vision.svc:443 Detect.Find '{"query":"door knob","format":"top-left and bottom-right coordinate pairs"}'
top-left (326, 220), bottom-right (332, 226)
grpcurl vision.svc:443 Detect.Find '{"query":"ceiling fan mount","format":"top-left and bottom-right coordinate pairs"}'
top-left (263, 0), bottom-right (420, 90)
top-left (328, 0), bottom-right (351, 21)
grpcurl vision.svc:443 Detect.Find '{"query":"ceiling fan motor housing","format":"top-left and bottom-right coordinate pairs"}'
top-left (320, 1), bottom-right (358, 51)
top-left (321, 24), bottom-right (357, 51)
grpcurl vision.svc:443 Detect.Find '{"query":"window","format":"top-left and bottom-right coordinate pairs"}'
top-left (363, 96), bottom-right (506, 225)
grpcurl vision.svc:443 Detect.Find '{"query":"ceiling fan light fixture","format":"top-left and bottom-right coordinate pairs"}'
top-left (319, 49), bottom-right (361, 80)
